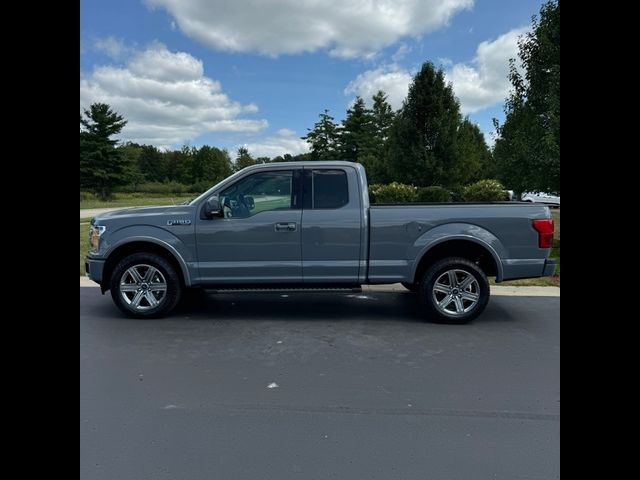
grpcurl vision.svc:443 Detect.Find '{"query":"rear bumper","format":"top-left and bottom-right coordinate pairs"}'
top-left (500, 257), bottom-right (557, 281)
top-left (542, 258), bottom-right (557, 277)
top-left (85, 257), bottom-right (105, 284)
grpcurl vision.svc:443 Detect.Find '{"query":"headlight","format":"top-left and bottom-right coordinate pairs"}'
top-left (89, 225), bottom-right (106, 253)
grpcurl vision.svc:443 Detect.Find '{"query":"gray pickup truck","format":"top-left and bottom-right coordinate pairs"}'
top-left (86, 161), bottom-right (555, 323)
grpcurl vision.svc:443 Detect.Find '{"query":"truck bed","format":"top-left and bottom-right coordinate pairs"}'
top-left (367, 202), bottom-right (551, 283)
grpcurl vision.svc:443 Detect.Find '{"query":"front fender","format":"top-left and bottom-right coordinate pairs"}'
top-left (410, 223), bottom-right (506, 282)
top-left (102, 225), bottom-right (195, 286)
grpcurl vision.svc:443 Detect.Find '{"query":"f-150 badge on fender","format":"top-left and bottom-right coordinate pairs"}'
top-left (167, 219), bottom-right (192, 226)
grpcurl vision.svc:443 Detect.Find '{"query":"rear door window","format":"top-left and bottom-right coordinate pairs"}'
top-left (308, 169), bottom-right (349, 209)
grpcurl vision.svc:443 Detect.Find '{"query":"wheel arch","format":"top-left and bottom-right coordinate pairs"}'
top-left (412, 237), bottom-right (503, 285)
top-left (101, 239), bottom-right (191, 293)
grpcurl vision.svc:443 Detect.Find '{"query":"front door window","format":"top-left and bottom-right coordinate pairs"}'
top-left (219, 171), bottom-right (294, 219)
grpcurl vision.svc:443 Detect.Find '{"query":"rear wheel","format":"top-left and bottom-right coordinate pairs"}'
top-left (110, 253), bottom-right (182, 318)
top-left (418, 257), bottom-right (489, 324)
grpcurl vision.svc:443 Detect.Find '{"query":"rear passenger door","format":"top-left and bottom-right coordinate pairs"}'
top-left (301, 167), bottom-right (363, 283)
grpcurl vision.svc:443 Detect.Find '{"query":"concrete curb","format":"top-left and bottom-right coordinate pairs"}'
top-left (80, 276), bottom-right (559, 296)
top-left (81, 276), bottom-right (99, 287)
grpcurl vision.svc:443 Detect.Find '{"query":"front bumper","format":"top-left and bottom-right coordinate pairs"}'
top-left (542, 258), bottom-right (557, 277)
top-left (85, 257), bottom-right (105, 284)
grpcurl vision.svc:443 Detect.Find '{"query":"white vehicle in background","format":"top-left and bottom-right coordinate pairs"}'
top-left (521, 191), bottom-right (560, 207)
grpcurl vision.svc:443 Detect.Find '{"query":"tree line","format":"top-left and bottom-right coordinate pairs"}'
top-left (80, 109), bottom-right (313, 200)
top-left (80, 1), bottom-right (559, 201)
top-left (301, 77), bottom-right (493, 189)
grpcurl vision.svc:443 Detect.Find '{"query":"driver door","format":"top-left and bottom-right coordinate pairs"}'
top-left (195, 168), bottom-right (303, 284)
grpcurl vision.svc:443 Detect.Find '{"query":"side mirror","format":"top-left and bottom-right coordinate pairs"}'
top-left (204, 195), bottom-right (223, 218)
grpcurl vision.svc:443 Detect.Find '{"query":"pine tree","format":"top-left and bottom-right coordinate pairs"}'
top-left (80, 103), bottom-right (131, 199)
top-left (340, 97), bottom-right (376, 162)
top-left (455, 119), bottom-right (494, 185)
top-left (367, 91), bottom-right (396, 183)
top-left (372, 91), bottom-right (395, 142)
top-left (301, 109), bottom-right (340, 160)
top-left (384, 62), bottom-right (461, 187)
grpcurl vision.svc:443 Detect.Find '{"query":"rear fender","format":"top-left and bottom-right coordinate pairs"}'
top-left (411, 223), bottom-right (506, 281)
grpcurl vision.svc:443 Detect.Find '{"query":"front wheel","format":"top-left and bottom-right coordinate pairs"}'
top-left (110, 253), bottom-right (182, 318)
top-left (418, 257), bottom-right (489, 324)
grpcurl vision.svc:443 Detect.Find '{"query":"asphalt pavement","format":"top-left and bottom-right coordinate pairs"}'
top-left (80, 287), bottom-right (559, 480)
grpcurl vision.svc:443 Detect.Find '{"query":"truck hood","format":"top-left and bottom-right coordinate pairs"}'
top-left (94, 205), bottom-right (188, 221)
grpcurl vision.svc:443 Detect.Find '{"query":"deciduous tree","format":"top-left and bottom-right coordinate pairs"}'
top-left (493, 0), bottom-right (560, 195)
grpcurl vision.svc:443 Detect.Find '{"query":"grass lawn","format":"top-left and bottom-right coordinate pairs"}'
top-left (250, 195), bottom-right (290, 214)
top-left (80, 221), bottom-right (89, 276)
top-left (80, 192), bottom-right (197, 210)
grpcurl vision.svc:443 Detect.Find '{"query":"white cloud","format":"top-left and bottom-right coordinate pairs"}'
top-left (344, 65), bottom-right (412, 110)
top-left (446, 26), bottom-right (528, 113)
top-left (145, 0), bottom-right (474, 58)
top-left (94, 37), bottom-right (130, 59)
top-left (345, 26), bottom-right (528, 114)
top-left (391, 43), bottom-right (411, 62)
top-left (80, 43), bottom-right (267, 148)
top-left (243, 129), bottom-right (309, 158)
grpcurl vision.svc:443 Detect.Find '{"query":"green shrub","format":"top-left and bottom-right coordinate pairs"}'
top-left (80, 191), bottom-right (95, 201)
top-left (369, 182), bottom-right (418, 203)
top-left (416, 186), bottom-right (452, 202)
top-left (189, 180), bottom-right (215, 194)
top-left (462, 179), bottom-right (510, 202)
top-left (449, 186), bottom-right (465, 202)
top-left (117, 182), bottom-right (191, 194)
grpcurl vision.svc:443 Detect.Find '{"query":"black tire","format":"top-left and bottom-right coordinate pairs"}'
top-left (418, 257), bottom-right (489, 324)
top-left (110, 252), bottom-right (182, 318)
top-left (401, 282), bottom-right (419, 292)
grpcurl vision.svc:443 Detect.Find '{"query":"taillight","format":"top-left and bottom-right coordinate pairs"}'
top-left (532, 218), bottom-right (554, 248)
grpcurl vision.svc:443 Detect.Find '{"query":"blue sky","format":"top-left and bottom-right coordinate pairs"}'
top-left (80, 0), bottom-right (543, 157)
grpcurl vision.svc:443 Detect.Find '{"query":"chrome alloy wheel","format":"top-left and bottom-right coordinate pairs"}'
top-left (432, 269), bottom-right (480, 316)
top-left (119, 264), bottom-right (167, 311)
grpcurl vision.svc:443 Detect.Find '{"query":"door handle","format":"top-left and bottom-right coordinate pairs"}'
top-left (275, 222), bottom-right (297, 232)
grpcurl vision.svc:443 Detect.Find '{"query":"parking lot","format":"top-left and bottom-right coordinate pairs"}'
top-left (80, 286), bottom-right (559, 480)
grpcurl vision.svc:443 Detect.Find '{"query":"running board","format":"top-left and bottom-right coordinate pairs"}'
top-left (204, 286), bottom-right (363, 294)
